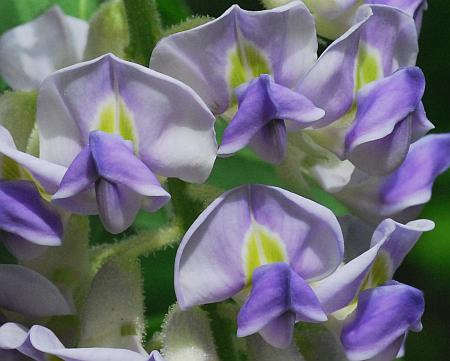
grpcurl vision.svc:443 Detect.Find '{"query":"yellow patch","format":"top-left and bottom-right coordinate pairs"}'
top-left (361, 252), bottom-right (392, 290)
top-left (355, 44), bottom-right (382, 92)
top-left (97, 98), bottom-right (137, 151)
top-left (228, 40), bottom-right (272, 101)
top-left (243, 223), bottom-right (288, 284)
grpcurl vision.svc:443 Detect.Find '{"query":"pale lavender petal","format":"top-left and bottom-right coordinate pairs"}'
top-left (0, 180), bottom-right (63, 246)
top-left (175, 187), bottom-right (252, 308)
top-left (249, 185), bottom-right (344, 280)
top-left (361, 5), bottom-right (418, 75)
top-left (0, 6), bottom-right (88, 90)
top-left (370, 218), bottom-right (434, 275)
top-left (237, 263), bottom-right (325, 348)
top-left (2, 235), bottom-right (48, 261)
top-left (341, 282), bottom-right (424, 361)
top-left (0, 265), bottom-right (73, 317)
top-left (345, 67), bottom-right (424, 156)
top-left (0, 323), bottom-right (43, 360)
top-left (150, 2), bottom-right (317, 113)
top-left (29, 325), bottom-right (148, 361)
top-left (298, 15), bottom-right (369, 127)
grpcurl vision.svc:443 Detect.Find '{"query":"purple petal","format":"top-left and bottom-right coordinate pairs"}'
top-left (89, 131), bottom-right (170, 198)
top-left (218, 75), bottom-right (323, 162)
top-left (410, 102), bottom-right (434, 141)
top-left (380, 133), bottom-right (450, 214)
top-left (0, 180), bottom-right (63, 246)
top-left (345, 67), bottom-right (424, 160)
top-left (95, 179), bottom-right (142, 235)
top-left (150, 2), bottom-right (317, 114)
top-left (341, 282), bottom-right (424, 360)
top-left (347, 116), bottom-right (412, 175)
top-left (2, 234), bottom-right (48, 261)
top-left (175, 185), bottom-right (343, 309)
top-left (237, 263), bottom-right (325, 348)
top-left (0, 265), bottom-right (73, 317)
top-left (52, 145), bottom-right (98, 214)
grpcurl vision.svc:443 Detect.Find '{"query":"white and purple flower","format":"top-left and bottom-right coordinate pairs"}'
top-left (151, 2), bottom-right (325, 164)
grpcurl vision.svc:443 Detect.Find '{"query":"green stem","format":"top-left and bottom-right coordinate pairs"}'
top-left (123, 0), bottom-right (162, 65)
top-left (167, 178), bottom-right (204, 232)
top-left (90, 222), bottom-right (182, 273)
top-left (203, 303), bottom-right (240, 361)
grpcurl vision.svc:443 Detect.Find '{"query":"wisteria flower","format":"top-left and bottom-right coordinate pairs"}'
top-left (0, 323), bottom-right (164, 361)
top-left (0, 6), bottom-right (88, 90)
top-left (21, 53), bottom-right (218, 234)
top-left (312, 218), bottom-right (433, 359)
top-left (264, 0), bottom-right (426, 39)
top-left (295, 4), bottom-right (430, 180)
top-left (175, 184), bottom-right (344, 348)
top-left (151, 2), bottom-right (325, 164)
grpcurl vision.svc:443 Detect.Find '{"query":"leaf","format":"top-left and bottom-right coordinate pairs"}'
top-left (156, 0), bottom-right (190, 26)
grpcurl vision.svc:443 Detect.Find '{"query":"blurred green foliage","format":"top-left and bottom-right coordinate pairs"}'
top-left (0, 0), bottom-right (448, 359)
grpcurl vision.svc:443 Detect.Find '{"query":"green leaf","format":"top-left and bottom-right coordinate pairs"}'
top-left (156, 0), bottom-right (190, 26)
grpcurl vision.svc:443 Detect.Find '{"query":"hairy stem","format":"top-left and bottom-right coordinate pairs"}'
top-left (123, 0), bottom-right (162, 65)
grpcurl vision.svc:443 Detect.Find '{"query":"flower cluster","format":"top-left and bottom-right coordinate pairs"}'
top-left (0, 1), bottom-right (447, 361)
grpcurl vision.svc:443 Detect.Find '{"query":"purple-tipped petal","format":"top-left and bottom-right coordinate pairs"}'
top-left (345, 67), bottom-right (425, 162)
top-left (218, 75), bottom-right (323, 162)
top-left (95, 179), bottom-right (142, 235)
top-left (379, 134), bottom-right (450, 214)
top-left (0, 265), bottom-right (73, 317)
top-left (341, 282), bottom-right (424, 361)
top-left (238, 263), bottom-right (325, 348)
top-left (347, 115), bottom-right (412, 175)
top-left (89, 131), bottom-right (169, 198)
top-left (150, 2), bottom-right (317, 114)
top-left (0, 180), bottom-right (63, 246)
top-left (0, 6), bottom-right (88, 90)
top-left (37, 54), bottom-right (217, 183)
top-left (175, 185), bottom-right (343, 309)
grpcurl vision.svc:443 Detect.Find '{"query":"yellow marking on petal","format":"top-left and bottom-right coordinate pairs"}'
top-left (355, 44), bottom-right (383, 92)
top-left (228, 40), bottom-right (272, 102)
top-left (361, 252), bottom-right (392, 290)
top-left (46, 356), bottom-right (64, 361)
top-left (96, 97), bottom-right (138, 151)
top-left (1, 156), bottom-right (21, 180)
top-left (332, 299), bottom-right (358, 321)
top-left (121, 323), bottom-right (137, 336)
top-left (243, 223), bottom-right (288, 284)
top-left (0, 156), bottom-right (51, 202)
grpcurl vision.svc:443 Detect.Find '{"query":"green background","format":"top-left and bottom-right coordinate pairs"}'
top-left (0, 0), bottom-right (449, 359)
